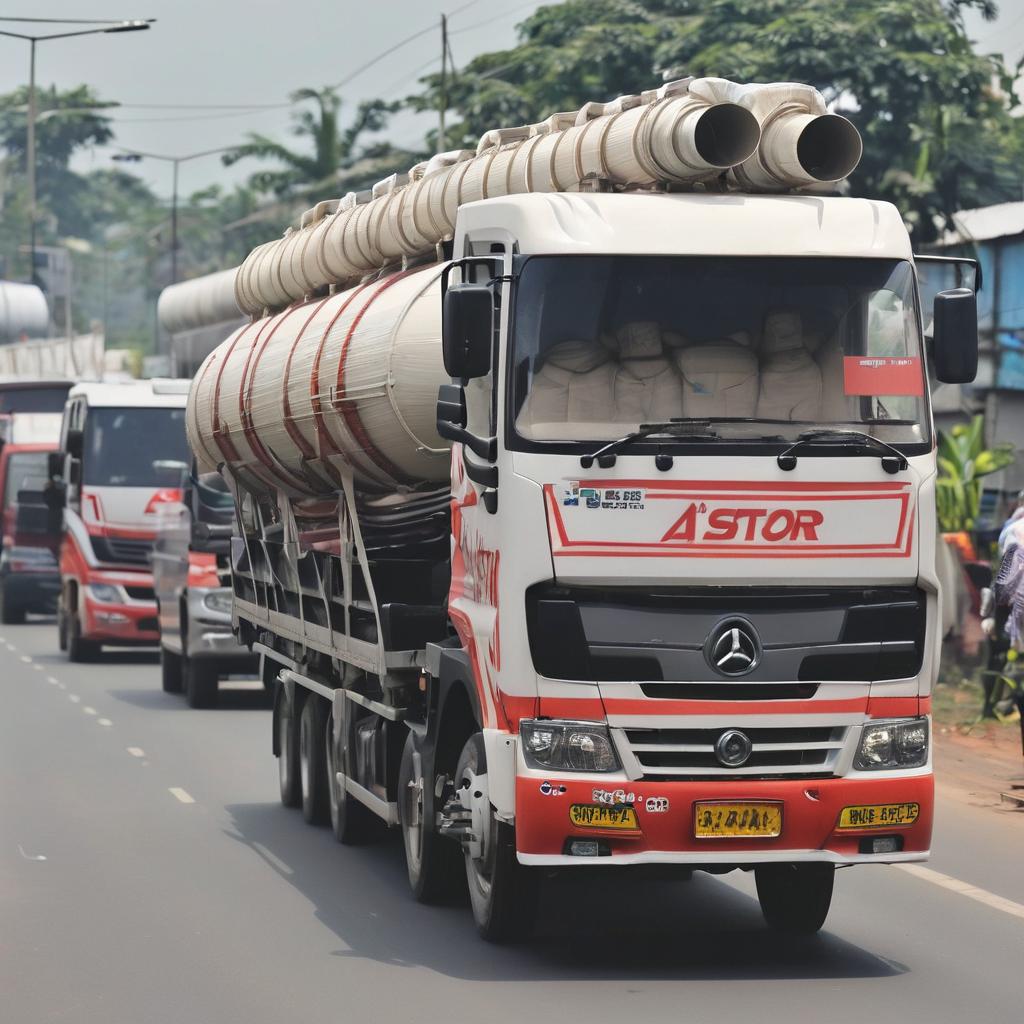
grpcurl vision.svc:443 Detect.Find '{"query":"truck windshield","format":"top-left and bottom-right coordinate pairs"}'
top-left (83, 407), bottom-right (190, 487)
top-left (4, 451), bottom-right (49, 503)
top-left (0, 385), bottom-right (70, 414)
top-left (510, 256), bottom-right (928, 451)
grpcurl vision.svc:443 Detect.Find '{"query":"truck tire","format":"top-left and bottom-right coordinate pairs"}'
top-left (160, 647), bottom-right (183, 694)
top-left (325, 710), bottom-right (381, 844)
top-left (456, 733), bottom-right (539, 942)
top-left (0, 583), bottom-right (25, 625)
top-left (755, 863), bottom-right (834, 934)
top-left (299, 697), bottom-right (329, 824)
top-left (399, 732), bottom-right (463, 903)
top-left (67, 610), bottom-right (100, 663)
top-left (277, 691), bottom-right (302, 808)
top-left (184, 656), bottom-right (219, 709)
top-left (57, 602), bottom-right (68, 651)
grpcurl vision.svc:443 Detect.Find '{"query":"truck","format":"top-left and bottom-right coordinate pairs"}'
top-left (52, 380), bottom-right (191, 661)
top-left (184, 77), bottom-right (978, 940)
top-left (0, 412), bottom-right (64, 623)
top-left (152, 465), bottom-right (258, 706)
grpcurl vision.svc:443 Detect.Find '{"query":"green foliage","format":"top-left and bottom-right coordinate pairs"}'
top-left (936, 414), bottom-right (1015, 532)
top-left (222, 86), bottom-right (402, 198)
top-left (409, 0), bottom-right (1024, 241)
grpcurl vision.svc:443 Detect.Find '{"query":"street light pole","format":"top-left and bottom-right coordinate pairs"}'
top-left (0, 19), bottom-right (154, 285)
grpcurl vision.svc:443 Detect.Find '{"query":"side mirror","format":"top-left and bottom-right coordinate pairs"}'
top-left (436, 383), bottom-right (467, 430)
top-left (47, 451), bottom-right (64, 480)
top-left (66, 427), bottom-right (84, 459)
top-left (442, 284), bottom-right (493, 379)
top-left (933, 288), bottom-right (978, 383)
top-left (68, 457), bottom-right (81, 488)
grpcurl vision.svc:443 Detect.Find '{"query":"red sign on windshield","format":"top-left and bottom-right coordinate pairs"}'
top-left (843, 356), bottom-right (924, 396)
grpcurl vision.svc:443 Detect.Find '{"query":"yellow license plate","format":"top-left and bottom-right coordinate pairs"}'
top-left (569, 804), bottom-right (640, 831)
top-left (838, 802), bottom-right (919, 829)
top-left (694, 801), bottom-right (782, 838)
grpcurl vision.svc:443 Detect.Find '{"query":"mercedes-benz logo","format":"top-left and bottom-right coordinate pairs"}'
top-left (715, 729), bottom-right (753, 768)
top-left (705, 618), bottom-right (761, 677)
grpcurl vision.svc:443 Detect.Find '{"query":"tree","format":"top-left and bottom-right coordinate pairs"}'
top-left (936, 415), bottom-right (1015, 532)
top-left (408, 0), bottom-right (1024, 242)
top-left (223, 86), bottom-right (401, 198)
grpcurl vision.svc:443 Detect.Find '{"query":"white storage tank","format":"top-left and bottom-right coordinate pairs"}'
top-left (0, 281), bottom-right (50, 343)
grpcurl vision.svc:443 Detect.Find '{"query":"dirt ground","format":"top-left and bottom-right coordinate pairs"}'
top-left (934, 710), bottom-right (1024, 811)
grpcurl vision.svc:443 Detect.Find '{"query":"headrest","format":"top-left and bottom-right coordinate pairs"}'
top-left (541, 340), bottom-right (612, 374)
top-left (616, 321), bottom-right (663, 359)
top-left (762, 309), bottom-right (805, 355)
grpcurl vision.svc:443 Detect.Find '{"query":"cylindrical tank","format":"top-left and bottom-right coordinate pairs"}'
top-left (158, 268), bottom-right (242, 335)
top-left (187, 262), bottom-right (450, 497)
top-left (0, 281), bottom-right (50, 343)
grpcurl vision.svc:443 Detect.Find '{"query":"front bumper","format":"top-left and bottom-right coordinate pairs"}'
top-left (514, 773), bottom-right (933, 867)
top-left (83, 596), bottom-right (159, 644)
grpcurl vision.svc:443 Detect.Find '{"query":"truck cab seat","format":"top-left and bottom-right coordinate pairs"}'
top-left (610, 321), bottom-right (685, 423)
top-left (674, 340), bottom-right (759, 418)
top-left (756, 309), bottom-right (823, 421)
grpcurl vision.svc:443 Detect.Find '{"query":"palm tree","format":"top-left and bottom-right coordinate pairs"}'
top-left (222, 86), bottom-right (398, 197)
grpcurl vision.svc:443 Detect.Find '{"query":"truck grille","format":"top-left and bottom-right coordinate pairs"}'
top-left (620, 725), bottom-right (848, 780)
top-left (91, 536), bottom-right (153, 567)
top-left (124, 585), bottom-right (155, 602)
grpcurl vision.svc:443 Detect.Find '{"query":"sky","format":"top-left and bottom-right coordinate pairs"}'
top-left (1, 0), bottom-right (1023, 204)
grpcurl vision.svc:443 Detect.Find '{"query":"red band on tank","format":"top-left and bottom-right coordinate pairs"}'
top-left (334, 270), bottom-right (415, 484)
top-left (211, 319), bottom-right (260, 465)
top-left (282, 295), bottom-right (333, 461)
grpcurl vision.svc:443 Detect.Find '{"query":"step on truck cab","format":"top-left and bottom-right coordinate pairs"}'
top-left (186, 78), bottom-right (980, 941)
top-left (53, 380), bottom-right (191, 661)
top-left (0, 412), bottom-right (64, 623)
top-left (152, 466), bottom-right (258, 706)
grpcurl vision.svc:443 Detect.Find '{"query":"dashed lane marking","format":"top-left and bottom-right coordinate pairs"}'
top-left (56, 682), bottom-right (66, 690)
top-left (47, 677), bottom-right (58, 685)
top-left (32, 663), bottom-right (43, 671)
top-left (97, 718), bottom-right (112, 727)
top-left (168, 788), bottom-right (195, 804)
top-left (896, 864), bottom-right (1024, 923)
top-left (20, 655), bottom-right (31, 663)
top-left (68, 695), bottom-right (80, 704)
top-left (82, 706), bottom-right (97, 716)
top-left (126, 747), bottom-right (145, 757)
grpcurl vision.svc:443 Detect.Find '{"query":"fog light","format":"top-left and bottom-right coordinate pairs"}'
top-left (859, 835), bottom-right (903, 855)
top-left (564, 838), bottom-right (611, 857)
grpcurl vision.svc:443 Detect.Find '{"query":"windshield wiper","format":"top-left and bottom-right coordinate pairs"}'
top-left (777, 429), bottom-right (909, 474)
top-left (580, 421), bottom-right (720, 469)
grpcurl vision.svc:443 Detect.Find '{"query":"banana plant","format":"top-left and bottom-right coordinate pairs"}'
top-left (936, 415), bottom-right (1015, 533)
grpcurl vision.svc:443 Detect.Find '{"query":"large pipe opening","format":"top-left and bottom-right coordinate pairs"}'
top-left (796, 114), bottom-right (863, 182)
top-left (693, 103), bottom-right (762, 169)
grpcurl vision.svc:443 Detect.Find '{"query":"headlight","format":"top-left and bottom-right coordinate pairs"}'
top-left (88, 583), bottom-right (121, 604)
top-left (854, 718), bottom-right (929, 770)
top-left (520, 719), bottom-right (620, 772)
top-left (201, 589), bottom-right (234, 615)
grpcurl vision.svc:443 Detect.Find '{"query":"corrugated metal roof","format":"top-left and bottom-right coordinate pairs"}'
top-left (945, 202), bottom-right (1024, 244)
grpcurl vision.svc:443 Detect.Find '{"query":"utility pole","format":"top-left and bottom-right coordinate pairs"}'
top-left (439, 13), bottom-right (448, 152)
top-left (0, 18), bottom-right (154, 286)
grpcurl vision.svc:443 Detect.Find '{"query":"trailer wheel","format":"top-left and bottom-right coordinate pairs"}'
top-left (57, 601), bottom-right (68, 651)
top-left (299, 698), bottom-right (329, 825)
top-left (160, 647), bottom-right (183, 694)
top-left (325, 710), bottom-right (380, 844)
top-left (755, 863), bottom-right (834, 934)
top-left (399, 732), bottom-right (463, 903)
top-left (276, 690), bottom-right (301, 808)
top-left (184, 657), bottom-right (219, 709)
top-left (455, 733), bottom-right (538, 942)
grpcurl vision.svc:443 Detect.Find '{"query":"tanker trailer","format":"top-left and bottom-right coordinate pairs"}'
top-left (187, 76), bottom-right (977, 942)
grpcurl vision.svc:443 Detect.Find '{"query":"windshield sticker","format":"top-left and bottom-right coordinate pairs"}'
top-left (843, 356), bottom-right (924, 396)
top-left (563, 482), bottom-right (645, 510)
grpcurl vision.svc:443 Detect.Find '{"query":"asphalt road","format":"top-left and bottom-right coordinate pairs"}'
top-left (2, 617), bottom-right (1023, 1024)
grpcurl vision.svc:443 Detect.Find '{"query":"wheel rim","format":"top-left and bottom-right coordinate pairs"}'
top-left (298, 708), bottom-right (312, 800)
top-left (459, 762), bottom-right (494, 899)
top-left (402, 759), bottom-right (424, 875)
top-left (279, 709), bottom-right (293, 792)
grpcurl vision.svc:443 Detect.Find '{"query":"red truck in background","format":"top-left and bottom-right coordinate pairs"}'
top-left (0, 412), bottom-right (64, 623)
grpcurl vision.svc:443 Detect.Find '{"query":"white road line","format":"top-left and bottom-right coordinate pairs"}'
top-left (82, 706), bottom-right (97, 716)
top-left (68, 695), bottom-right (80, 704)
top-left (47, 677), bottom-right (58, 685)
top-left (97, 718), bottom-right (112, 727)
top-left (252, 842), bottom-right (294, 876)
top-left (168, 787), bottom-right (195, 804)
top-left (56, 682), bottom-right (66, 690)
top-left (896, 864), bottom-right (1024, 922)
top-left (126, 747), bottom-right (145, 757)
top-left (32, 663), bottom-right (43, 671)
top-left (20, 655), bottom-right (31, 663)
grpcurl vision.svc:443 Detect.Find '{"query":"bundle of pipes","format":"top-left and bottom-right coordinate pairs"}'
top-left (158, 268), bottom-right (243, 336)
top-left (188, 77), bottom-right (863, 500)
top-left (232, 78), bottom-right (862, 317)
